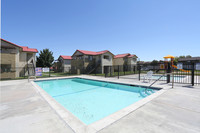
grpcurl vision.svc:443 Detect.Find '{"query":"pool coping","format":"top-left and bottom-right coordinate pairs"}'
top-left (31, 75), bottom-right (171, 133)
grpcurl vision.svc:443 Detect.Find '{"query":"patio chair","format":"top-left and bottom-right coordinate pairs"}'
top-left (143, 71), bottom-right (153, 83)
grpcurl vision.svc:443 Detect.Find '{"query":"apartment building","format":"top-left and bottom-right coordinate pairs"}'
top-left (71, 50), bottom-right (114, 74)
top-left (1, 39), bottom-right (38, 79)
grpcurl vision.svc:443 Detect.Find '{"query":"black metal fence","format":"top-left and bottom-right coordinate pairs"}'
top-left (1, 63), bottom-right (199, 86)
top-left (104, 63), bottom-right (200, 86)
top-left (1, 67), bottom-right (36, 79)
top-left (104, 65), bottom-right (139, 79)
top-left (0, 66), bottom-right (75, 80)
top-left (0, 65), bottom-right (106, 79)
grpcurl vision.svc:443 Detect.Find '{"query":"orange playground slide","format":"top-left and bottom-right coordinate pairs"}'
top-left (172, 65), bottom-right (190, 72)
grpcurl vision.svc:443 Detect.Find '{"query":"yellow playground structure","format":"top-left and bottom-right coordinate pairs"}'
top-left (163, 55), bottom-right (190, 72)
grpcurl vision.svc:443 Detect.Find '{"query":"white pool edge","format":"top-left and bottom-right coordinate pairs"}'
top-left (31, 76), bottom-right (170, 133)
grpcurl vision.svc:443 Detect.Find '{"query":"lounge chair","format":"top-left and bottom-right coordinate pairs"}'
top-left (143, 71), bottom-right (153, 83)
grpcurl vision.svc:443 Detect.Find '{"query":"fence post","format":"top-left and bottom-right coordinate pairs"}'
top-left (49, 67), bottom-right (50, 77)
top-left (24, 67), bottom-right (26, 78)
top-left (138, 65), bottom-right (141, 81)
top-left (110, 66), bottom-right (112, 77)
top-left (27, 66), bottom-right (30, 77)
top-left (105, 66), bottom-right (106, 78)
top-left (191, 63), bottom-right (195, 86)
top-left (118, 65), bottom-right (119, 79)
top-left (33, 66), bottom-right (36, 79)
top-left (134, 66), bottom-right (136, 74)
top-left (123, 65), bottom-right (125, 75)
top-left (167, 63), bottom-right (171, 83)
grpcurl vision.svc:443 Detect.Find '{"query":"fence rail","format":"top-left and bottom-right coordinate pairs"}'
top-left (1, 63), bottom-right (199, 86)
top-left (104, 63), bottom-right (200, 86)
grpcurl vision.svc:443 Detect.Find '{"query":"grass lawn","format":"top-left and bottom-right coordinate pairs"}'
top-left (42, 71), bottom-right (76, 77)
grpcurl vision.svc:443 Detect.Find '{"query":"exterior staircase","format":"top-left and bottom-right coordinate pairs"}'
top-left (86, 60), bottom-right (101, 74)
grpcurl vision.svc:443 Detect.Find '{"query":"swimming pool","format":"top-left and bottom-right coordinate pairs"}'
top-left (35, 78), bottom-right (159, 125)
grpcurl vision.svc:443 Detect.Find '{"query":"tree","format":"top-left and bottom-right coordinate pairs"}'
top-left (36, 49), bottom-right (54, 67)
top-left (174, 56), bottom-right (179, 65)
top-left (150, 60), bottom-right (159, 66)
top-left (179, 55), bottom-right (186, 58)
top-left (186, 55), bottom-right (192, 58)
top-left (173, 55), bottom-right (192, 65)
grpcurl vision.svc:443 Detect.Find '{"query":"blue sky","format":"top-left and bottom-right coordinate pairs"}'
top-left (2, 0), bottom-right (200, 61)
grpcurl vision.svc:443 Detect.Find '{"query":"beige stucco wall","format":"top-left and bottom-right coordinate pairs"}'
top-left (16, 52), bottom-right (26, 77)
top-left (16, 51), bottom-right (36, 77)
top-left (18, 51), bottom-right (36, 66)
top-left (128, 57), bottom-right (137, 66)
top-left (100, 53), bottom-right (113, 74)
top-left (71, 51), bottom-right (114, 74)
top-left (113, 58), bottom-right (124, 66)
top-left (63, 60), bottom-right (71, 72)
top-left (114, 57), bottom-right (137, 66)
top-left (0, 53), bottom-right (16, 67)
top-left (0, 53), bottom-right (16, 79)
top-left (71, 59), bottom-right (84, 68)
top-left (57, 57), bottom-right (72, 73)
top-left (71, 51), bottom-right (84, 68)
top-left (113, 57), bottom-right (137, 72)
top-left (71, 59), bottom-right (84, 74)
top-left (101, 53), bottom-right (113, 66)
top-left (71, 52), bottom-right (93, 73)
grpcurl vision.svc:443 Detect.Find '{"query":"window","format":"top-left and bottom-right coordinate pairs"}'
top-left (76, 56), bottom-right (83, 60)
top-left (89, 56), bottom-right (93, 61)
top-left (19, 52), bottom-right (26, 62)
top-left (65, 60), bottom-right (71, 65)
top-left (104, 55), bottom-right (109, 60)
top-left (132, 58), bottom-right (136, 62)
top-left (1, 64), bottom-right (11, 73)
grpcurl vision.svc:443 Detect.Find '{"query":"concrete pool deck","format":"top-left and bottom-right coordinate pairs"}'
top-left (1, 75), bottom-right (200, 133)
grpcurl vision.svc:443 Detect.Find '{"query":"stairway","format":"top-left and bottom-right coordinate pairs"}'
top-left (86, 60), bottom-right (101, 74)
top-left (87, 63), bottom-right (100, 74)
top-left (27, 59), bottom-right (36, 76)
top-left (139, 88), bottom-right (156, 97)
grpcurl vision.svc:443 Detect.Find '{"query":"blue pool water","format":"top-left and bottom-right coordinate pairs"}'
top-left (35, 78), bottom-right (158, 125)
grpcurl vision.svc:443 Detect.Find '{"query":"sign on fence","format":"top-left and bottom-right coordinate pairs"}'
top-left (42, 68), bottom-right (50, 72)
top-left (35, 68), bottom-right (42, 76)
top-left (160, 64), bottom-right (165, 69)
top-left (177, 63), bottom-right (183, 69)
top-left (196, 63), bottom-right (200, 70)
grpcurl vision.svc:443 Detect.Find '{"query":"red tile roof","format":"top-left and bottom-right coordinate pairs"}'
top-left (1, 38), bottom-right (38, 53)
top-left (76, 50), bottom-right (112, 55)
top-left (95, 50), bottom-right (110, 55)
top-left (114, 53), bottom-right (137, 58)
top-left (114, 53), bottom-right (130, 58)
top-left (1, 38), bottom-right (21, 47)
top-left (60, 55), bottom-right (72, 60)
top-left (21, 46), bottom-right (38, 53)
top-left (128, 54), bottom-right (137, 58)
